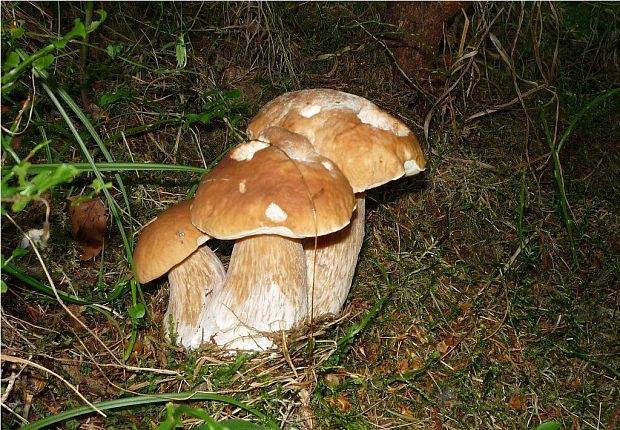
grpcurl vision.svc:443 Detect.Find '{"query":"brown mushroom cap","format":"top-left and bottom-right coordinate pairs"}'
top-left (190, 133), bottom-right (356, 240)
top-left (133, 199), bottom-right (210, 283)
top-left (247, 88), bottom-right (426, 192)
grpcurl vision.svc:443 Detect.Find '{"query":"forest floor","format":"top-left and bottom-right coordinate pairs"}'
top-left (1, 2), bottom-right (618, 429)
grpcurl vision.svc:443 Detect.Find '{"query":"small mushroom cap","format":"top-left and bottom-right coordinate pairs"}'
top-left (191, 132), bottom-right (356, 240)
top-left (247, 88), bottom-right (426, 193)
top-left (133, 199), bottom-right (210, 283)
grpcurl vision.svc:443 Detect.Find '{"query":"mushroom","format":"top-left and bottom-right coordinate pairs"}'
top-left (189, 130), bottom-right (356, 350)
top-left (247, 88), bottom-right (426, 316)
top-left (133, 199), bottom-right (225, 348)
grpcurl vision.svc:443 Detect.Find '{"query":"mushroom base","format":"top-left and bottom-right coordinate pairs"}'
top-left (192, 235), bottom-right (307, 351)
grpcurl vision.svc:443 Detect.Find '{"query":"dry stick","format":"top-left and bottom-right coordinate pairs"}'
top-left (0, 86), bottom-right (33, 136)
top-left (4, 214), bottom-right (125, 368)
top-left (0, 368), bottom-right (21, 404)
top-left (31, 354), bottom-right (180, 376)
top-left (509, 3), bottom-right (525, 60)
top-left (189, 127), bottom-right (208, 169)
top-left (281, 331), bottom-right (299, 380)
top-left (458, 9), bottom-right (471, 59)
top-left (71, 334), bottom-right (177, 398)
top-left (465, 84), bottom-right (548, 122)
top-left (2, 312), bottom-right (40, 349)
top-left (1, 354), bottom-right (105, 417)
top-left (1, 402), bottom-right (29, 425)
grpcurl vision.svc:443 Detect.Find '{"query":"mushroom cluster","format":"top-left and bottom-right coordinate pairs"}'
top-left (133, 89), bottom-right (425, 351)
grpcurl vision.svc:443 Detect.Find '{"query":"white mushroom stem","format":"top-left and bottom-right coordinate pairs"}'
top-left (193, 235), bottom-right (307, 351)
top-left (304, 194), bottom-right (366, 317)
top-left (165, 245), bottom-right (225, 348)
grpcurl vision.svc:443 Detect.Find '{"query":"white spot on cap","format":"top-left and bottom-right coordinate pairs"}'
top-left (230, 141), bottom-right (269, 161)
top-left (321, 160), bottom-right (334, 171)
top-left (357, 106), bottom-right (410, 137)
top-left (403, 159), bottom-right (424, 176)
top-left (265, 202), bottom-right (288, 222)
top-left (300, 104), bottom-right (322, 118)
top-left (239, 180), bottom-right (247, 193)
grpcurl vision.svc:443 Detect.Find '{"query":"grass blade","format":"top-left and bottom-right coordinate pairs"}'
top-left (539, 106), bottom-right (577, 264)
top-left (1, 259), bottom-right (127, 305)
top-left (557, 87), bottom-right (620, 153)
top-left (336, 257), bottom-right (394, 350)
top-left (20, 392), bottom-right (279, 430)
top-left (16, 162), bottom-right (207, 174)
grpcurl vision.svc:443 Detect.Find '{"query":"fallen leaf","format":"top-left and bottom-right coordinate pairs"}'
top-left (508, 393), bottom-right (526, 411)
top-left (410, 357), bottom-right (424, 371)
top-left (334, 393), bottom-right (352, 413)
top-left (606, 406), bottom-right (619, 430)
top-left (66, 304), bottom-right (87, 330)
top-left (432, 407), bottom-right (443, 430)
top-left (396, 358), bottom-right (409, 374)
top-left (327, 393), bottom-right (352, 413)
top-left (398, 406), bottom-right (416, 419)
top-left (67, 197), bottom-right (108, 260)
top-left (459, 302), bottom-right (473, 312)
top-left (436, 335), bottom-right (455, 354)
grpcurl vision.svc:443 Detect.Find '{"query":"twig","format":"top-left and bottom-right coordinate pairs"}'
top-left (1, 402), bottom-right (29, 425)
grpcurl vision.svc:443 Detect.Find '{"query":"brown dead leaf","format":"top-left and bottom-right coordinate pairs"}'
top-left (459, 302), bottom-right (473, 312)
top-left (396, 358), bottom-right (409, 374)
top-left (606, 406), bottom-right (619, 430)
top-left (334, 393), bottom-right (352, 413)
top-left (410, 357), bottom-right (424, 371)
top-left (67, 197), bottom-right (108, 260)
top-left (436, 335), bottom-right (455, 354)
top-left (327, 393), bottom-right (353, 413)
top-left (66, 304), bottom-right (87, 330)
top-left (398, 406), bottom-right (416, 419)
top-left (432, 407), bottom-right (443, 429)
top-left (508, 393), bottom-right (526, 411)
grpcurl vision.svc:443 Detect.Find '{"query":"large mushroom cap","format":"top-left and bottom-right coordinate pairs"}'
top-left (247, 88), bottom-right (426, 192)
top-left (133, 199), bottom-right (211, 283)
top-left (191, 132), bottom-right (356, 240)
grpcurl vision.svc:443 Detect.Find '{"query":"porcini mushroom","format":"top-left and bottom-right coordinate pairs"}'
top-left (190, 130), bottom-right (356, 350)
top-left (133, 199), bottom-right (225, 348)
top-left (247, 88), bottom-right (426, 316)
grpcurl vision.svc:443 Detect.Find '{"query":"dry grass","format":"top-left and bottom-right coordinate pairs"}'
top-left (1, 2), bottom-right (619, 429)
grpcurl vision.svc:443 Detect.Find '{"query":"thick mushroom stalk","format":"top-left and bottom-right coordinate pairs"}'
top-left (192, 235), bottom-right (306, 350)
top-left (133, 200), bottom-right (224, 349)
top-left (248, 89), bottom-right (426, 319)
top-left (191, 131), bottom-right (356, 351)
top-left (166, 246), bottom-right (225, 345)
top-left (304, 195), bottom-right (365, 316)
